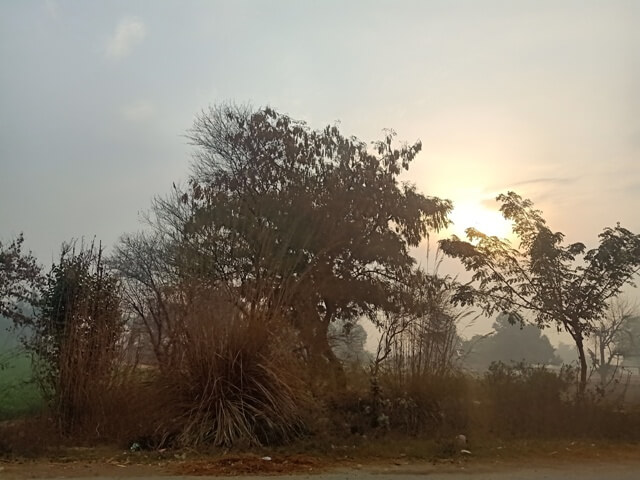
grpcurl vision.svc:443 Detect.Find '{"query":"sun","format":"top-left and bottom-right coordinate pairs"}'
top-left (448, 201), bottom-right (513, 240)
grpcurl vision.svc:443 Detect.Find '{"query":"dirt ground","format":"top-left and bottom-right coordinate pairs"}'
top-left (3, 460), bottom-right (640, 480)
top-left (2, 446), bottom-right (640, 480)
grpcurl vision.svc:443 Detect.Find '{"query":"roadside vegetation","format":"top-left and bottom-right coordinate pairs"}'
top-left (2, 104), bottom-right (640, 460)
top-left (0, 350), bottom-right (41, 420)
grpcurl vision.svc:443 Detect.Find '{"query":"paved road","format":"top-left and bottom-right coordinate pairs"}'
top-left (16, 463), bottom-right (640, 480)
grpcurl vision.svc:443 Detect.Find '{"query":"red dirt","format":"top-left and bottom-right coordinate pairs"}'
top-left (172, 454), bottom-right (325, 476)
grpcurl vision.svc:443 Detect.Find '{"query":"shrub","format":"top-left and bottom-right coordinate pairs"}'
top-left (481, 361), bottom-right (576, 437)
top-left (149, 299), bottom-right (309, 448)
top-left (20, 242), bottom-right (127, 435)
top-left (379, 372), bottom-right (471, 437)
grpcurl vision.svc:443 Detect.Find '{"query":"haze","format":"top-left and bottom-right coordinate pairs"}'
top-left (1, 0), bottom-right (639, 280)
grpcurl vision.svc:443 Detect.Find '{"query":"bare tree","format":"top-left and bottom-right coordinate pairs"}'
top-left (589, 296), bottom-right (637, 385)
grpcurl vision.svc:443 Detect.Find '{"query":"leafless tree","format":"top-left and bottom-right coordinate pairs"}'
top-left (589, 296), bottom-right (638, 385)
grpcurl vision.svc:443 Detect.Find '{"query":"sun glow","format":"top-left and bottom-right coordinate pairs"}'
top-left (449, 201), bottom-right (513, 240)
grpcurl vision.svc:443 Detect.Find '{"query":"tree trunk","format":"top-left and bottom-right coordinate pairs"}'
top-left (574, 333), bottom-right (588, 397)
top-left (311, 317), bottom-right (347, 389)
top-left (599, 339), bottom-right (607, 385)
top-left (293, 306), bottom-right (346, 391)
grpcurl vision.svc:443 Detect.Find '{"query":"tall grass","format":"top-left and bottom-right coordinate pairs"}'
top-left (18, 243), bottom-right (132, 435)
top-left (140, 298), bottom-right (309, 448)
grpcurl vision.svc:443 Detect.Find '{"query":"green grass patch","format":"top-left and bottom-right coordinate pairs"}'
top-left (0, 349), bottom-right (43, 420)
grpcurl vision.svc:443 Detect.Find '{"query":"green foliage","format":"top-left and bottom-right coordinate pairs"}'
top-left (440, 191), bottom-right (640, 393)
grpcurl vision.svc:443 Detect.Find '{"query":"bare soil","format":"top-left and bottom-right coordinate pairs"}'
top-left (2, 442), bottom-right (640, 479)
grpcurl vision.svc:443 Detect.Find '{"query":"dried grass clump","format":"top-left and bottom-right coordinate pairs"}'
top-left (153, 301), bottom-right (309, 448)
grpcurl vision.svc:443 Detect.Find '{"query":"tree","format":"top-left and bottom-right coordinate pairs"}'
top-left (440, 191), bottom-right (640, 395)
top-left (462, 313), bottom-right (558, 372)
top-left (0, 234), bottom-right (41, 322)
top-left (374, 267), bottom-right (467, 380)
top-left (367, 267), bottom-right (464, 424)
top-left (589, 297), bottom-right (637, 385)
top-left (117, 104), bottom-right (452, 382)
top-left (111, 230), bottom-right (187, 369)
top-left (614, 314), bottom-right (640, 359)
top-left (0, 234), bottom-right (41, 374)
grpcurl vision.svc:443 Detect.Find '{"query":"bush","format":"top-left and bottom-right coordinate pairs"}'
top-left (481, 361), bottom-right (577, 437)
top-left (380, 372), bottom-right (471, 437)
top-left (18, 242), bottom-right (127, 435)
top-left (148, 300), bottom-right (310, 448)
top-left (320, 370), bottom-right (472, 439)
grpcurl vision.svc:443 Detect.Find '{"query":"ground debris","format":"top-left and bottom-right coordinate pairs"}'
top-left (172, 453), bottom-right (323, 476)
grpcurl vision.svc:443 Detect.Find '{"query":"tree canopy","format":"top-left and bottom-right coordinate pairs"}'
top-left (440, 191), bottom-right (640, 394)
top-left (462, 313), bottom-right (558, 372)
top-left (114, 104), bottom-right (452, 377)
top-left (615, 315), bottom-right (640, 357)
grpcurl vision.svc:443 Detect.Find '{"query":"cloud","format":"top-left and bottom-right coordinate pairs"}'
top-left (105, 17), bottom-right (146, 60)
top-left (487, 177), bottom-right (578, 197)
top-left (121, 100), bottom-right (154, 122)
top-left (481, 177), bottom-right (580, 209)
top-left (508, 177), bottom-right (576, 189)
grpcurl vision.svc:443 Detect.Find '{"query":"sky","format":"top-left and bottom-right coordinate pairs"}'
top-left (1, 1), bottom-right (639, 342)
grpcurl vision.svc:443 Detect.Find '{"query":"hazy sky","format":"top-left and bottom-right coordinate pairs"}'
top-left (1, 1), bottom-right (639, 318)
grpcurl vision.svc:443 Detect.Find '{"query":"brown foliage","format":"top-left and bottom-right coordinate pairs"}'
top-left (136, 297), bottom-right (310, 448)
